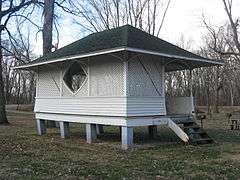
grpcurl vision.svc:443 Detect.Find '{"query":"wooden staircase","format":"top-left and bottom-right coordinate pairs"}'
top-left (182, 122), bottom-right (214, 145)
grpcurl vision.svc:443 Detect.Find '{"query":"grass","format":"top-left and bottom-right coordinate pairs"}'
top-left (1, 111), bottom-right (240, 179)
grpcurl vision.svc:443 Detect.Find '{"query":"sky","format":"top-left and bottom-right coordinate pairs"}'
top-left (160, 0), bottom-right (240, 49)
top-left (32, 0), bottom-right (240, 55)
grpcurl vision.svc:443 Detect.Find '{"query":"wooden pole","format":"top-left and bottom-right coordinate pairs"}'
top-left (189, 69), bottom-right (193, 97)
top-left (189, 69), bottom-right (195, 115)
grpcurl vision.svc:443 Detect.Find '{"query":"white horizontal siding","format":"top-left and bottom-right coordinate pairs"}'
top-left (35, 97), bottom-right (126, 116)
top-left (126, 97), bottom-right (166, 116)
top-left (35, 96), bottom-right (166, 117)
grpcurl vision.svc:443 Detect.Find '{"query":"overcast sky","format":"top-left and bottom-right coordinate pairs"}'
top-left (32, 0), bottom-right (240, 55)
top-left (160, 0), bottom-right (240, 49)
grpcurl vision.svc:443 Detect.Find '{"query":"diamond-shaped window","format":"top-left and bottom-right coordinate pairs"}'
top-left (63, 62), bottom-right (87, 93)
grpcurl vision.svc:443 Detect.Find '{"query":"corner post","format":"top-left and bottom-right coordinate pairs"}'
top-left (36, 119), bottom-right (46, 135)
top-left (189, 69), bottom-right (195, 115)
top-left (121, 126), bottom-right (133, 150)
top-left (59, 121), bottom-right (70, 139)
top-left (189, 69), bottom-right (193, 97)
top-left (86, 124), bottom-right (97, 143)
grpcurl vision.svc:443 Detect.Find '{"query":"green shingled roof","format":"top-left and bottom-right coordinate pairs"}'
top-left (17, 25), bottom-right (223, 68)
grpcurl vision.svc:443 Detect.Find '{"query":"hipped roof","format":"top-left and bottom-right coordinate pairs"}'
top-left (14, 25), bottom-right (223, 70)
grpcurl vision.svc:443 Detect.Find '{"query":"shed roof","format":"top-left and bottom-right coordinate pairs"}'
top-left (14, 25), bottom-right (223, 69)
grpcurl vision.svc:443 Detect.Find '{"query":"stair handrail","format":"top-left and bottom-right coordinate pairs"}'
top-left (167, 118), bottom-right (189, 142)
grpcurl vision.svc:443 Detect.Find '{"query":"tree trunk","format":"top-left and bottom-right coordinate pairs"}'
top-left (43, 0), bottom-right (54, 55)
top-left (43, 0), bottom-right (55, 127)
top-left (16, 73), bottom-right (21, 110)
top-left (28, 73), bottom-right (35, 104)
top-left (214, 89), bottom-right (220, 113)
top-left (5, 73), bottom-right (10, 104)
top-left (213, 67), bottom-right (220, 113)
top-left (0, 31), bottom-right (9, 124)
top-left (230, 85), bottom-right (234, 106)
top-left (206, 85), bottom-right (211, 115)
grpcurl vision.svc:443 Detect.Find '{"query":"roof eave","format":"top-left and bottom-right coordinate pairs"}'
top-left (126, 47), bottom-right (224, 66)
top-left (12, 47), bottom-right (127, 70)
top-left (13, 47), bottom-right (224, 70)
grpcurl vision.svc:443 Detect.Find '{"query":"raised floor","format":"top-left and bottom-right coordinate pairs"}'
top-left (36, 113), bottom-right (194, 149)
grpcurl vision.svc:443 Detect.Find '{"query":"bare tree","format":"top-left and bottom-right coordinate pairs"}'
top-left (200, 0), bottom-right (240, 111)
top-left (222, 0), bottom-right (240, 54)
top-left (2, 16), bottom-right (36, 106)
top-left (70, 0), bottom-right (172, 36)
top-left (0, 0), bottom-right (40, 124)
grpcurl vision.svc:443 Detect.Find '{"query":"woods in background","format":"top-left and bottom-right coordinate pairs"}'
top-left (1, 0), bottom-right (240, 117)
top-left (166, 0), bottom-right (240, 113)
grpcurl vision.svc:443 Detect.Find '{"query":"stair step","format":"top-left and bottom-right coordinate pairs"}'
top-left (182, 121), bottom-right (214, 145)
top-left (184, 125), bottom-right (200, 130)
top-left (183, 122), bottom-right (196, 126)
top-left (188, 131), bottom-right (206, 135)
top-left (189, 133), bottom-right (210, 139)
top-left (191, 138), bottom-right (214, 145)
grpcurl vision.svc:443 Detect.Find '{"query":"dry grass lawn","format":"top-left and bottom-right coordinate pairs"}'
top-left (1, 109), bottom-right (240, 179)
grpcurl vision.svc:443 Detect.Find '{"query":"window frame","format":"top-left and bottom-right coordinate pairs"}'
top-left (63, 61), bottom-right (88, 95)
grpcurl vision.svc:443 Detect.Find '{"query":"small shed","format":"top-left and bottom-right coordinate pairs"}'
top-left (15, 25), bottom-right (223, 149)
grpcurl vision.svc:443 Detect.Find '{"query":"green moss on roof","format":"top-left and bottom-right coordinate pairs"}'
top-left (24, 25), bottom-right (221, 66)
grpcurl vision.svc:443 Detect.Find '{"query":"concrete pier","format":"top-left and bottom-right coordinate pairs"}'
top-left (86, 124), bottom-right (97, 143)
top-left (36, 119), bottom-right (46, 135)
top-left (59, 121), bottom-right (70, 139)
top-left (121, 126), bottom-right (133, 150)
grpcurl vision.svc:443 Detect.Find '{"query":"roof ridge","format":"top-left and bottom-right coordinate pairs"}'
top-left (121, 24), bottom-right (130, 46)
